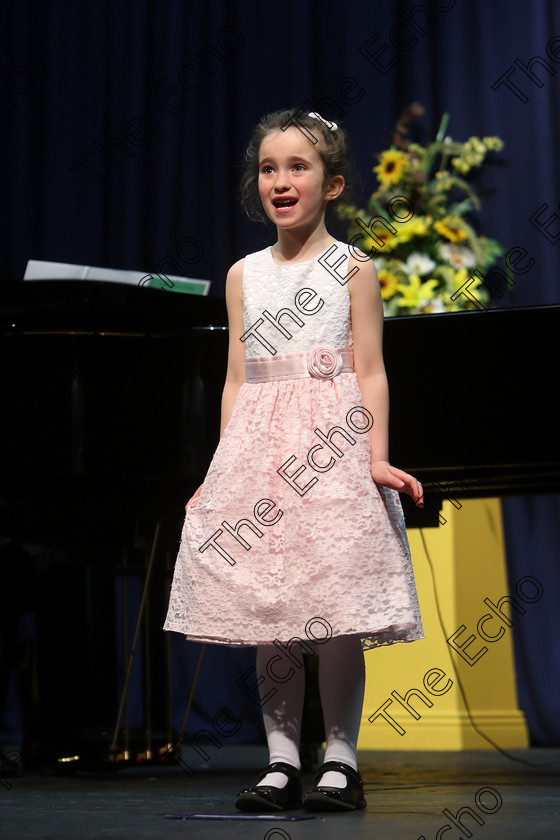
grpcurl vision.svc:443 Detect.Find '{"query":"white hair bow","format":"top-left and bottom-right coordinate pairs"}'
top-left (307, 112), bottom-right (338, 131)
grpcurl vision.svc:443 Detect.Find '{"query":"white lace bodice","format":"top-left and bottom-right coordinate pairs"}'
top-left (241, 243), bottom-right (354, 359)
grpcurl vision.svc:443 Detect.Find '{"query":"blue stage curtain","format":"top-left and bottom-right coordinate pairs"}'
top-left (3, 0), bottom-right (560, 299)
top-left (501, 496), bottom-right (560, 746)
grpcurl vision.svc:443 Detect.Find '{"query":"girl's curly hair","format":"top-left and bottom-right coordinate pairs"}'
top-left (240, 108), bottom-right (357, 225)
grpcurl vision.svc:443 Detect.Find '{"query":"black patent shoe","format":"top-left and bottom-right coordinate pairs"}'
top-left (235, 762), bottom-right (302, 812)
top-left (302, 761), bottom-right (367, 811)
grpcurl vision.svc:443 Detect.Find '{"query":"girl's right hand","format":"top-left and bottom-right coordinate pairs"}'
top-left (185, 485), bottom-right (203, 513)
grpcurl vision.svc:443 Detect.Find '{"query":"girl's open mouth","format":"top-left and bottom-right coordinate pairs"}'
top-left (273, 198), bottom-right (298, 213)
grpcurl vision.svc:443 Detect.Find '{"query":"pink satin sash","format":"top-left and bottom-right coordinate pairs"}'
top-left (245, 346), bottom-right (354, 383)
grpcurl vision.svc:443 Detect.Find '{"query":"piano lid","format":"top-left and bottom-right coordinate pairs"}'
top-left (383, 302), bottom-right (560, 498)
top-left (0, 279), bottom-right (227, 336)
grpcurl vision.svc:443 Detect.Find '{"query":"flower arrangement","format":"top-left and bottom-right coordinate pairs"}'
top-left (337, 108), bottom-right (507, 315)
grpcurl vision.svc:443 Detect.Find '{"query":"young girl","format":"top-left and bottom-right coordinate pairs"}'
top-left (164, 108), bottom-right (424, 813)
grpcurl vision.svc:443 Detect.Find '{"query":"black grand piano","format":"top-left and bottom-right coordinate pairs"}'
top-left (1, 279), bottom-right (558, 770)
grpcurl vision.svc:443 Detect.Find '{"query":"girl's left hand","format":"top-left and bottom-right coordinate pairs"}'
top-left (371, 460), bottom-right (423, 507)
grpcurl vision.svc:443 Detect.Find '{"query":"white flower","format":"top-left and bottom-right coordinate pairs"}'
top-left (422, 298), bottom-right (447, 314)
top-left (440, 244), bottom-right (476, 268)
top-left (403, 252), bottom-right (436, 276)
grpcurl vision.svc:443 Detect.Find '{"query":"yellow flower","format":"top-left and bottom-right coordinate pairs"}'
top-left (358, 228), bottom-right (397, 253)
top-left (468, 137), bottom-right (486, 154)
top-left (451, 267), bottom-right (469, 292)
top-left (434, 216), bottom-right (468, 243)
top-left (396, 215), bottom-right (431, 243)
top-left (452, 158), bottom-right (472, 175)
top-left (450, 268), bottom-right (489, 309)
top-left (434, 175), bottom-right (453, 192)
top-left (395, 274), bottom-right (439, 308)
top-left (373, 150), bottom-right (409, 185)
top-left (483, 136), bottom-right (504, 151)
top-left (377, 268), bottom-right (401, 299)
top-left (451, 267), bottom-right (486, 293)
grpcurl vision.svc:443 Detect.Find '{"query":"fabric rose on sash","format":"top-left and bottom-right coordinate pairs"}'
top-left (306, 347), bottom-right (343, 380)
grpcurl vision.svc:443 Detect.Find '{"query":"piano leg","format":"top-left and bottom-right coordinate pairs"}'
top-left (111, 522), bottom-right (161, 760)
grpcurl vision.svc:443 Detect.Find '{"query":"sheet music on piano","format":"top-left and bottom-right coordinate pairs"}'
top-left (23, 259), bottom-right (210, 296)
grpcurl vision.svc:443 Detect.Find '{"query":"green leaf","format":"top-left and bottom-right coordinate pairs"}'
top-left (435, 112), bottom-right (450, 144)
top-left (448, 198), bottom-right (475, 216)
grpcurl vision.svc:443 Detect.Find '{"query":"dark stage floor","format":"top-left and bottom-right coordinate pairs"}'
top-left (1, 746), bottom-right (559, 840)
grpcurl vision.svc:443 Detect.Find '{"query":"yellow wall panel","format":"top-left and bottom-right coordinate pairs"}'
top-left (357, 498), bottom-right (530, 750)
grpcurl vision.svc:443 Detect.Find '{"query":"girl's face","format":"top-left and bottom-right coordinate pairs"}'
top-left (257, 127), bottom-right (343, 231)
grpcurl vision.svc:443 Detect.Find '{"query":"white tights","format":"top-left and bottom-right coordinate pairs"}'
top-left (255, 634), bottom-right (365, 789)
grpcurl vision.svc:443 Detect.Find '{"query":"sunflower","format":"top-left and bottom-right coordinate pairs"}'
top-left (376, 268), bottom-right (401, 299)
top-left (433, 216), bottom-right (468, 243)
top-left (373, 149), bottom-right (409, 185)
top-left (360, 228), bottom-right (397, 253)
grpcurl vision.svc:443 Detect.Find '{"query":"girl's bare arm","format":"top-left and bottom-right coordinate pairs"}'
top-left (220, 258), bottom-right (246, 438)
top-left (348, 252), bottom-right (423, 506)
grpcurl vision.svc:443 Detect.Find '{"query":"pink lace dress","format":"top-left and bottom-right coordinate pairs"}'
top-left (163, 243), bottom-right (424, 650)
